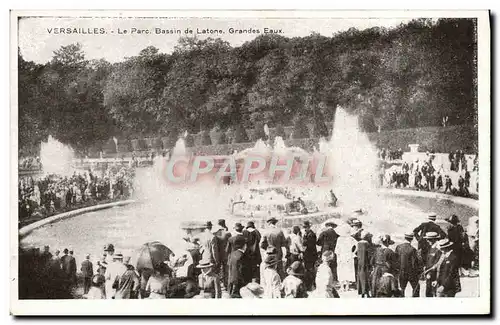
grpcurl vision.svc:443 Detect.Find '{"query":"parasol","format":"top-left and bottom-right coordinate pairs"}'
top-left (136, 241), bottom-right (174, 273)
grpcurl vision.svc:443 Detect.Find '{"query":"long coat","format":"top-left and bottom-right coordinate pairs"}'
top-left (446, 224), bottom-right (465, 265)
top-left (370, 246), bottom-right (398, 297)
top-left (395, 242), bottom-right (421, 282)
top-left (226, 233), bottom-right (246, 256)
top-left (228, 250), bottom-right (246, 288)
top-left (244, 228), bottom-right (262, 265)
top-left (356, 240), bottom-right (372, 295)
top-left (302, 229), bottom-right (318, 263)
top-left (413, 221), bottom-right (446, 260)
top-left (261, 227), bottom-right (287, 260)
top-left (81, 259), bottom-right (94, 278)
top-left (436, 250), bottom-right (461, 296)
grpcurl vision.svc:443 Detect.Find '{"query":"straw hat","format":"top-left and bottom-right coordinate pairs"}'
top-left (240, 282), bottom-right (264, 299)
top-left (438, 238), bottom-right (453, 249)
top-left (196, 259), bottom-right (214, 269)
top-left (423, 232), bottom-right (439, 240)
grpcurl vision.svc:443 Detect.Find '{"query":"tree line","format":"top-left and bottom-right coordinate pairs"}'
top-left (18, 18), bottom-right (477, 155)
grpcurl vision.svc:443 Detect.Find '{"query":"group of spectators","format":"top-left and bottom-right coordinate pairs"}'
top-left (18, 166), bottom-right (135, 222)
top-left (20, 211), bottom-right (479, 299)
top-left (383, 152), bottom-right (478, 198)
top-left (19, 156), bottom-right (42, 171)
top-left (378, 148), bottom-right (404, 161)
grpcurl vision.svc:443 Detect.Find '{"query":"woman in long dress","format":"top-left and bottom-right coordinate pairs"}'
top-left (336, 235), bottom-right (357, 292)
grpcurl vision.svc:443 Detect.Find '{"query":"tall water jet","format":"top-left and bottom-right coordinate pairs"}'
top-left (322, 106), bottom-right (379, 195)
top-left (40, 135), bottom-right (75, 176)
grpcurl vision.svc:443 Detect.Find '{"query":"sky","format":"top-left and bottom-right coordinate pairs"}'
top-left (18, 17), bottom-right (414, 64)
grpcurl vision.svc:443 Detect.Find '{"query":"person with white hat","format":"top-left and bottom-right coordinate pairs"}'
top-left (195, 258), bottom-right (221, 299)
top-left (104, 252), bottom-right (126, 299)
top-left (413, 213), bottom-right (446, 262)
top-left (422, 232), bottom-right (442, 297)
top-left (435, 238), bottom-right (461, 297)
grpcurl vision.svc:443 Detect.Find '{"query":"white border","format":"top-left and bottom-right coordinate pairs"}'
top-left (9, 9), bottom-right (491, 316)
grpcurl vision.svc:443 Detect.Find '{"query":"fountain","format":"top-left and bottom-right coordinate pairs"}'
top-left (40, 135), bottom-right (75, 176)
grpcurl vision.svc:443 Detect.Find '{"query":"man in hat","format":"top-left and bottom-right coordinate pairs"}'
top-left (435, 239), bottom-right (461, 297)
top-left (413, 213), bottom-right (446, 262)
top-left (260, 217), bottom-right (287, 279)
top-left (226, 223), bottom-right (246, 255)
top-left (317, 221), bottom-right (339, 282)
top-left (302, 220), bottom-right (318, 291)
top-left (216, 219), bottom-right (231, 290)
top-left (370, 235), bottom-right (398, 297)
top-left (200, 221), bottom-right (221, 274)
top-left (356, 230), bottom-right (374, 298)
top-left (244, 221), bottom-right (262, 282)
top-left (422, 232), bottom-right (442, 297)
top-left (104, 253), bottom-right (127, 299)
top-left (227, 236), bottom-right (248, 298)
top-left (60, 248), bottom-right (72, 280)
top-left (81, 254), bottom-right (94, 294)
top-left (103, 243), bottom-right (115, 264)
top-left (395, 233), bottom-right (421, 297)
top-left (445, 215), bottom-right (466, 269)
top-left (68, 250), bottom-right (77, 284)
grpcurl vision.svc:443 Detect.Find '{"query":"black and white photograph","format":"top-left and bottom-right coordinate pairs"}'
top-left (10, 10), bottom-right (490, 315)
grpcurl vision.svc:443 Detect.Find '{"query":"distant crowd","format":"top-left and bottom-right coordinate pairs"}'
top-left (19, 211), bottom-right (479, 299)
top-left (383, 150), bottom-right (478, 197)
top-left (378, 148), bottom-right (404, 161)
top-left (18, 166), bottom-right (135, 223)
top-left (19, 156), bottom-right (42, 171)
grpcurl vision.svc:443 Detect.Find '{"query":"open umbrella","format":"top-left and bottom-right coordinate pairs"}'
top-left (136, 241), bottom-right (174, 273)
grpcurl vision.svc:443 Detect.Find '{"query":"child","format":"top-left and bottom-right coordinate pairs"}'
top-left (281, 261), bottom-right (308, 298)
top-left (261, 254), bottom-right (282, 298)
top-left (196, 259), bottom-right (221, 299)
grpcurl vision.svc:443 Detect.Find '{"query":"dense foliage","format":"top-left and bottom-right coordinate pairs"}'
top-left (18, 18), bottom-right (477, 154)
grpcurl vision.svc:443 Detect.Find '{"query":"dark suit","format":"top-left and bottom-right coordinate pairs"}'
top-left (227, 249), bottom-right (246, 298)
top-left (395, 242), bottom-right (421, 297)
top-left (425, 245), bottom-right (442, 297)
top-left (316, 228), bottom-right (339, 253)
top-left (413, 221), bottom-right (446, 261)
top-left (61, 254), bottom-right (72, 279)
top-left (69, 256), bottom-right (77, 283)
top-left (216, 231), bottom-right (231, 288)
top-left (436, 251), bottom-right (461, 297)
top-left (226, 233), bottom-right (246, 255)
top-left (370, 247), bottom-right (398, 297)
top-left (317, 228), bottom-right (339, 281)
top-left (244, 228), bottom-right (262, 282)
top-left (81, 259), bottom-right (94, 294)
top-left (260, 227), bottom-right (287, 278)
top-left (302, 229), bottom-right (318, 291)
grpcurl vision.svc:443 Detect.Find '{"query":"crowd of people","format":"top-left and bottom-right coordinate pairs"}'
top-left (19, 156), bottom-right (42, 171)
top-left (382, 150), bottom-right (478, 197)
top-left (378, 148), bottom-right (404, 161)
top-left (20, 211), bottom-right (479, 299)
top-left (18, 166), bottom-right (135, 222)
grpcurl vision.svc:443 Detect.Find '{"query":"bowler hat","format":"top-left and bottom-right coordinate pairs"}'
top-left (239, 282), bottom-right (264, 299)
top-left (264, 255), bottom-right (280, 267)
top-left (218, 219), bottom-right (227, 227)
top-left (445, 215), bottom-right (460, 225)
top-left (325, 221), bottom-right (338, 228)
top-left (267, 217), bottom-right (279, 224)
top-left (423, 232), bottom-right (439, 240)
top-left (246, 221), bottom-right (255, 229)
top-left (381, 235), bottom-right (395, 246)
top-left (428, 213), bottom-right (437, 220)
top-left (234, 223), bottom-right (244, 232)
top-left (104, 244), bottom-right (115, 252)
top-left (437, 238), bottom-right (453, 249)
top-left (303, 220), bottom-right (311, 228)
top-left (206, 221), bottom-right (213, 228)
top-left (63, 248), bottom-right (69, 254)
top-left (287, 261), bottom-right (305, 277)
